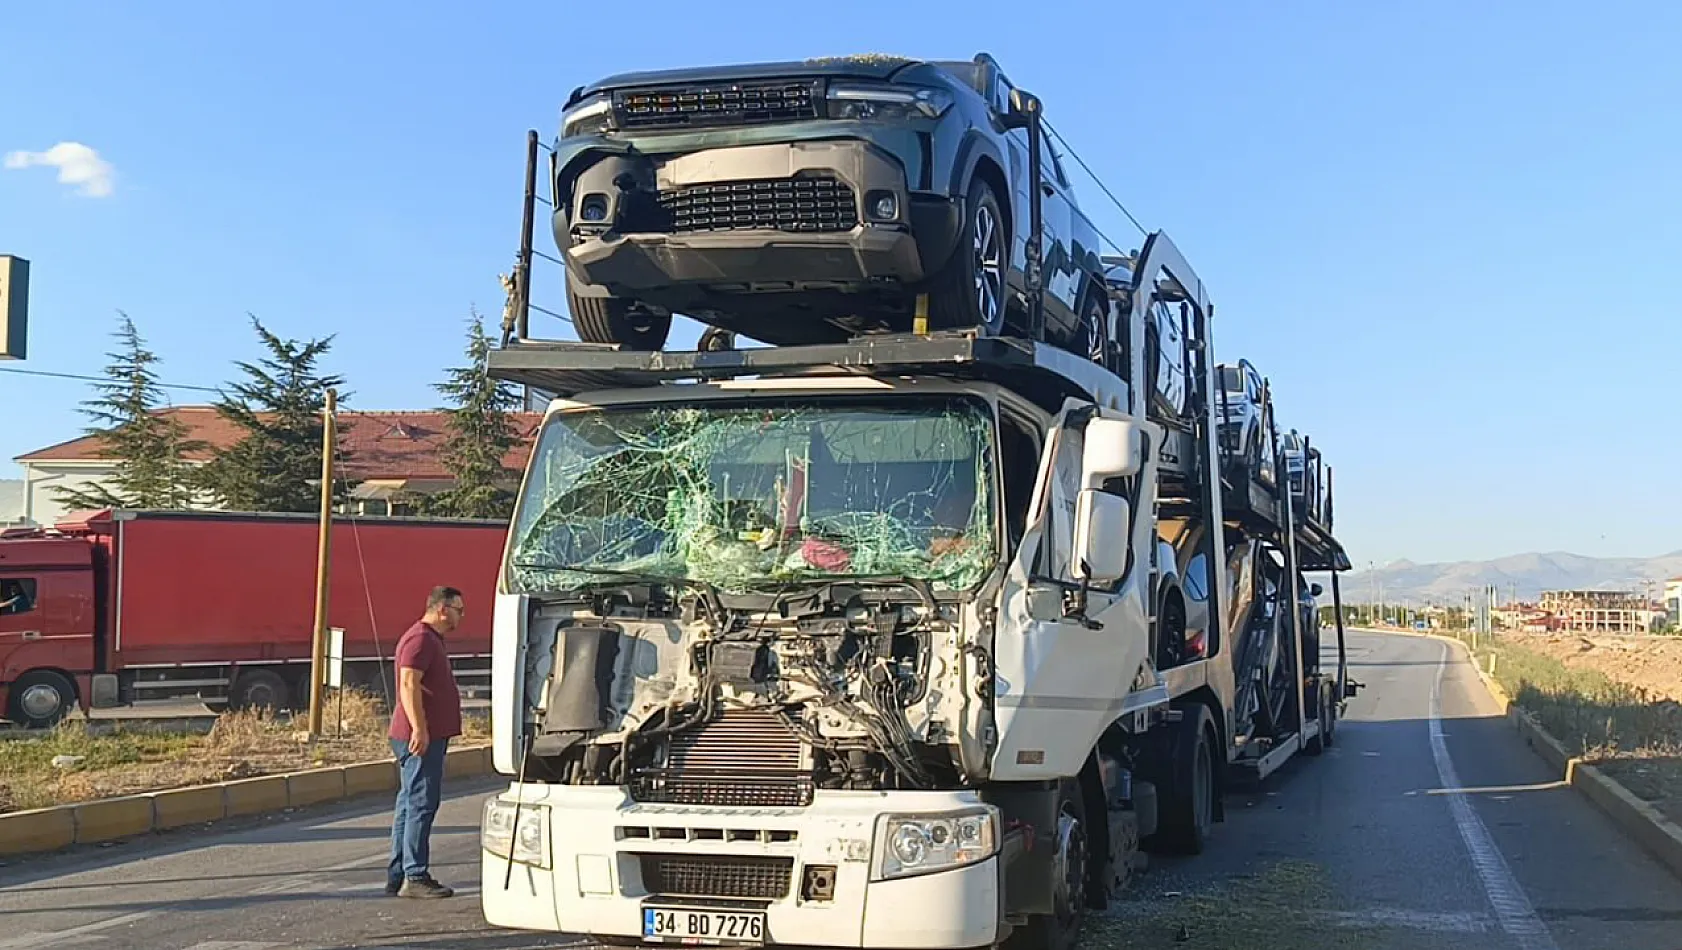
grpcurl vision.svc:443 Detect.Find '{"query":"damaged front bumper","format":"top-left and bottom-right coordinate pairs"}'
top-left (554, 139), bottom-right (963, 297)
top-left (480, 783), bottom-right (1002, 949)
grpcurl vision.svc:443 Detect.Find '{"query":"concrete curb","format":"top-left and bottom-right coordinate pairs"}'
top-left (0, 744), bottom-right (495, 857)
top-left (1371, 628), bottom-right (1682, 881)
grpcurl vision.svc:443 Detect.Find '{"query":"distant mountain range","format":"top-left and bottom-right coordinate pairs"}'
top-left (1344, 551), bottom-right (1682, 605)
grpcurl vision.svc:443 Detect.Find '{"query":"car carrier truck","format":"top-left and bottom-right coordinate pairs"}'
top-left (474, 58), bottom-right (1353, 947)
top-left (478, 229), bottom-right (1353, 950)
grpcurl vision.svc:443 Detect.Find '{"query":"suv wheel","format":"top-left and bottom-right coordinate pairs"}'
top-left (929, 178), bottom-right (1007, 335)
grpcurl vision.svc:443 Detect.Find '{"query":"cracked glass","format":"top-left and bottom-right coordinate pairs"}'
top-left (508, 396), bottom-right (999, 595)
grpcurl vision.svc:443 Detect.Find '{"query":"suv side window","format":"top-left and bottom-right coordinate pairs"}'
top-left (0, 578), bottom-right (37, 616)
top-left (1040, 133), bottom-right (1070, 190)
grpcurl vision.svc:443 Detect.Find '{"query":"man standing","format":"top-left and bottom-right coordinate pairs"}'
top-left (386, 586), bottom-right (465, 898)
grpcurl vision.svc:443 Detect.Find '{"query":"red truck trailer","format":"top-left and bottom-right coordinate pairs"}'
top-left (0, 508), bottom-right (510, 728)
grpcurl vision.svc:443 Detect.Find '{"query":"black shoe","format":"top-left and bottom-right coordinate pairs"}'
top-left (385, 877), bottom-right (403, 896)
top-left (399, 875), bottom-right (455, 899)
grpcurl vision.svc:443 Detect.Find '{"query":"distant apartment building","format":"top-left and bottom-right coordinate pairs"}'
top-left (1665, 578), bottom-right (1682, 629)
top-left (1538, 589), bottom-right (1654, 633)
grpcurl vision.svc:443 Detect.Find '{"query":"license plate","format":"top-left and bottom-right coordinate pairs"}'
top-left (642, 906), bottom-right (767, 945)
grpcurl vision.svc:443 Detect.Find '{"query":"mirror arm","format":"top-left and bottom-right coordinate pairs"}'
top-left (1063, 566), bottom-right (1103, 630)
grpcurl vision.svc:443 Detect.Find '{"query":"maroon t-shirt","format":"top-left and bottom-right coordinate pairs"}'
top-left (389, 621), bottom-right (462, 743)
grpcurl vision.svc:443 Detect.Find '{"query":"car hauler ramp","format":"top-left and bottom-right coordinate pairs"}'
top-left (487, 329), bottom-right (1131, 414)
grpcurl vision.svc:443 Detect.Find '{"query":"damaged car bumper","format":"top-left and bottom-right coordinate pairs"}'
top-left (555, 138), bottom-right (963, 295)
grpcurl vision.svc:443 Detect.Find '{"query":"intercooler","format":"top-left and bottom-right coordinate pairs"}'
top-left (631, 708), bottom-right (815, 808)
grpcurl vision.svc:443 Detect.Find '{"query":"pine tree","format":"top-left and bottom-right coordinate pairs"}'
top-left (429, 310), bottom-right (520, 519)
top-left (55, 313), bottom-right (205, 511)
top-left (198, 316), bottom-right (352, 513)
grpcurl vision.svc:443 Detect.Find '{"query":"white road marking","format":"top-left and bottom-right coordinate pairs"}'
top-left (0, 844), bottom-right (393, 949)
top-left (178, 943), bottom-right (283, 950)
top-left (0, 911), bottom-right (160, 950)
top-left (0, 934), bottom-right (108, 950)
top-left (1430, 643), bottom-right (1560, 950)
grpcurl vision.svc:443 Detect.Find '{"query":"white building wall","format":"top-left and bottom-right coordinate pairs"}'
top-left (20, 462), bottom-right (117, 526)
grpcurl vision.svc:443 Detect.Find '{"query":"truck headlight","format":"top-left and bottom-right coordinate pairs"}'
top-left (873, 807), bottom-right (997, 880)
top-left (827, 83), bottom-right (954, 121)
top-left (561, 93), bottom-right (613, 137)
top-left (482, 798), bottom-right (549, 868)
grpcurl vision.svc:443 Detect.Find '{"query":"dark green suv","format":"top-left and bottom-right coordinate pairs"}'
top-left (551, 53), bottom-right (1111, 356)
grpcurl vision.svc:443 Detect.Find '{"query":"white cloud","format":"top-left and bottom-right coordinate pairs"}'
top-left (3, 142), bottom-right (115, 197)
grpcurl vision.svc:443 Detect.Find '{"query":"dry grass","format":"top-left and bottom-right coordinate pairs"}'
top-left (0, 688), bottom-right (488, 815)
top-left (1441, 631), bottom-right (1682, 827)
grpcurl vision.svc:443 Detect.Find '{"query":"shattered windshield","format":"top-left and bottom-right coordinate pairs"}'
top-left (507, 396), bottom-right (999, 595)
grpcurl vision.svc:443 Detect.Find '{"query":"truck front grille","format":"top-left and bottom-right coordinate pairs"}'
top-left (638, 854), bottom-right (794, 900)
top-left (616, 81), bottom-right (822, 131)
top-left (631, 709), bottom-right (815, 808)
top-left (659, 176), bottom-right (858, 234)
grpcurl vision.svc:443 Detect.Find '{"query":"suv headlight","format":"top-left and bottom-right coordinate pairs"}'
top-left (562, 93), bottom-right (614, 137)
top-left (873, 807), bottom-right (997, 880)
top-left (482, 798), bottom-right (549, 868)
top-left (827, 82), bottom-right (954, 121)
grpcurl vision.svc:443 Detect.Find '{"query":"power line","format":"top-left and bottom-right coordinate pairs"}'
top-left (0, 364), bottom-right (222, 394)
top-left (1042, 118), bottom-right (1149, 248)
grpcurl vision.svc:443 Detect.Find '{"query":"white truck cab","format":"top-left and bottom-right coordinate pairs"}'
top-left (481, 343), bottom-right (1165, 949)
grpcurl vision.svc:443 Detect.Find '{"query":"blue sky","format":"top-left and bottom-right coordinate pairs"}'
top-left (2, 1), bottom-right (1678, 565)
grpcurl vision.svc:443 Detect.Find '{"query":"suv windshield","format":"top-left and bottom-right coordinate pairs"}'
top-left (507, 396), bottom-right (999, 595)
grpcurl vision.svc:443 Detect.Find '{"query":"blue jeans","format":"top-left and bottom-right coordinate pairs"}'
top-left (388, 737), bottom-right (449, 883)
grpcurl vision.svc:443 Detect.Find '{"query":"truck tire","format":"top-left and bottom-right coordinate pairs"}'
top-left (1145, 704), bottom-right (1216, 855)
top-left (7, 670), bottom-right (76, 729)
top-left (928, 178), bottom-right (1007, 336)
top-left (1006, 778), bottom-right (1089, 950)
top-left (230, 669), bottom-right (291, 713)
top-left (566, 274), bottom-right (671, 351)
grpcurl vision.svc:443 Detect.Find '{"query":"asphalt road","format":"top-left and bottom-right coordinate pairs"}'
top-left (3, 631), bottom-right (1680, 950)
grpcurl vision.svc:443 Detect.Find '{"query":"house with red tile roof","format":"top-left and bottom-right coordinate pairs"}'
top-left (13, 405), bottom-right (542, 526)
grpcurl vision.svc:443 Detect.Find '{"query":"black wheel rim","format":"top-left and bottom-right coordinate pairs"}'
top-left (1085, 302), bottom-right (1105, 365)
top-left (973, 203), bottom-right (1003, 330)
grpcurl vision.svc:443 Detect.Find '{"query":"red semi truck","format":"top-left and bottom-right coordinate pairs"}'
top-left (0, 508), bottom-right (510, 728)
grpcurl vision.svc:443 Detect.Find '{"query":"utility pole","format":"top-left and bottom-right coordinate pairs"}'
top-left (307, 388), bottom-right (338, 739)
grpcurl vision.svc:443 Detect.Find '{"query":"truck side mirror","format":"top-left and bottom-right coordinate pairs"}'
top-left (1310, 582), bottom-right (1323, 597)
top-left (1072, 489), bottom-right (1129, 586)
top-left (1081, 418), bottom-right (1142, 487)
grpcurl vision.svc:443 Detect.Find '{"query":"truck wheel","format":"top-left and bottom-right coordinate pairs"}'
top-left (1145, 704), bottom-right (1216, 855)
top-left (1007, 778), bottom-right (1088, 950)
top-left (929, 178), bottom-right (1007, 336)
top-left (7, 670), bottom-right (76, 729)
top-left (230, 669), bottom-right (290, 713)
top-left (566, 274), bottom-right (672, 351)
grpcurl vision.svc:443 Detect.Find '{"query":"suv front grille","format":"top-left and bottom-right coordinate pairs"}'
top-left (616, 80), bottom-right (822, 131)
top-left (638, 854), bottom-right (794, 900)
top-left (659, 176), bottom-right (858, 234)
